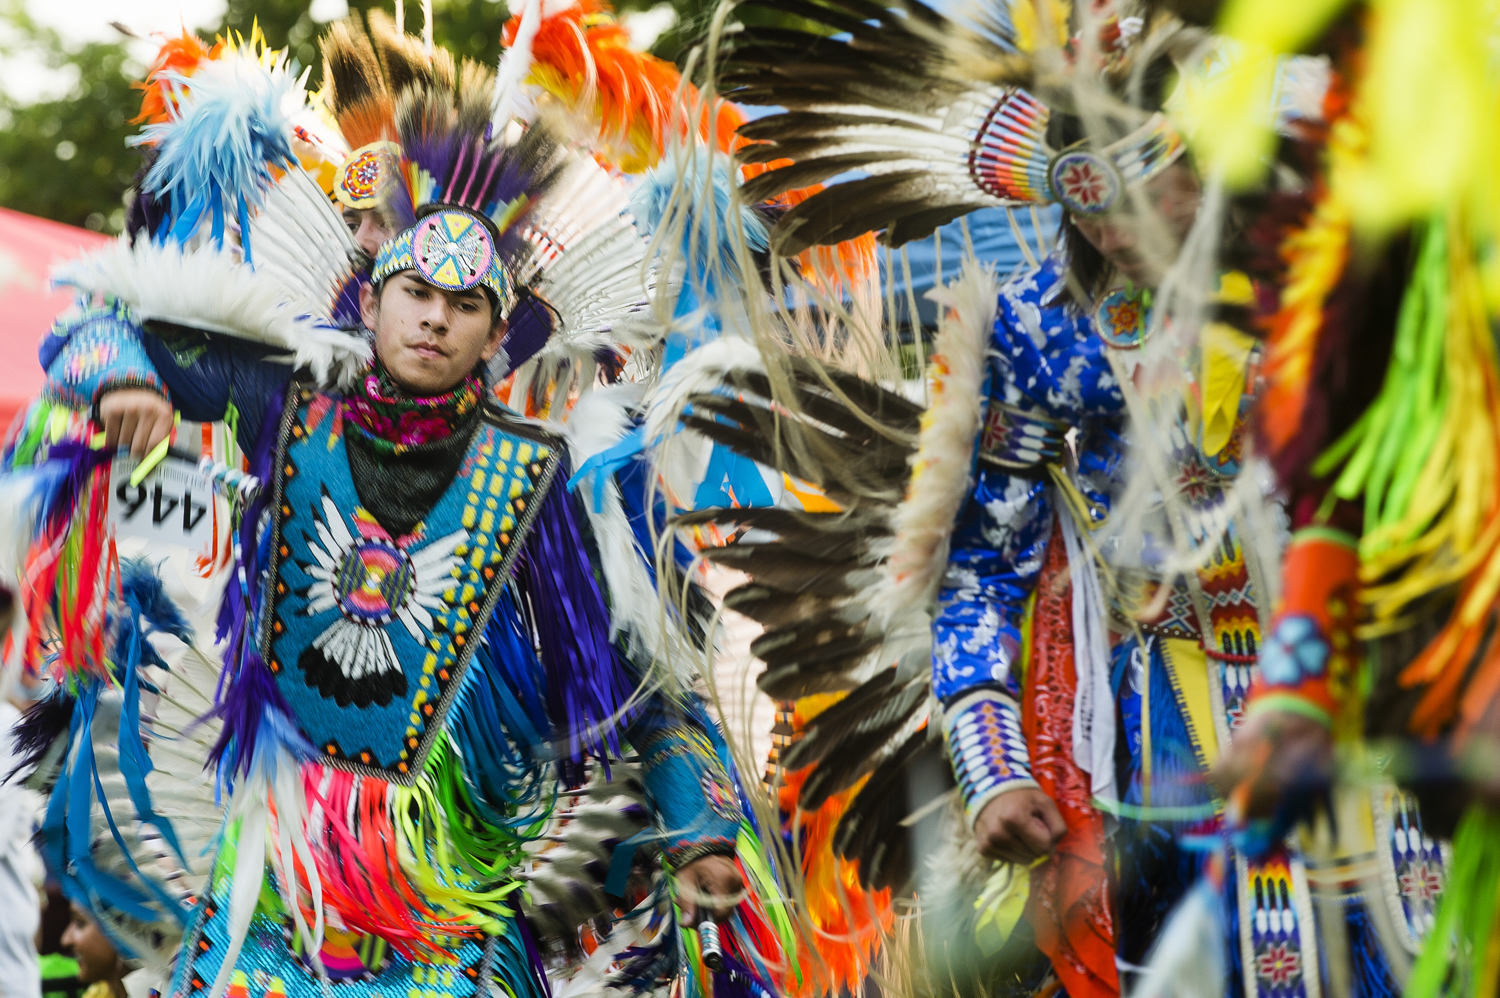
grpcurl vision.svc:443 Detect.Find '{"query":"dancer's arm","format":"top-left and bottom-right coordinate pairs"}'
top-left (935, 256), bottom-right (1126, 861)
top-left (42, 307), bottom-right (297, 456)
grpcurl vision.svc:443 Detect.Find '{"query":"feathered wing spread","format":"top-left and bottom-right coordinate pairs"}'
top-left (718, 0), bottom-right (1026, 254)
top-left (501, 152), bottom-right (661, 407)
top-left (247, 165), bottom-right (369, 328)
top-left (51, 238), bottom-right (371, 389)
top-left (646, 340), bottom-right (943, 895)
top-left (10, 556), bottom-right (227, 979)
top-left (640, 266), bottom-right (998, 998)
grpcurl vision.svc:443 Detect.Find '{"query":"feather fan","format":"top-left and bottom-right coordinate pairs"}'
top-left (505, 152), bottom-right (660, 404)
top-left (651, 256), bottom-right (995, 893)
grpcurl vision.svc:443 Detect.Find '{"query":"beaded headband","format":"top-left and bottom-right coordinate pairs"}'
top-left (372, 207), bottom-right (515, 312)
top-left (969, 90), bottom-right (1186, 215)
top-left (334, 141), bottom-right (402, 210)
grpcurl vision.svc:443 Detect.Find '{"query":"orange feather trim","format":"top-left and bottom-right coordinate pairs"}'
top-left (1260, 115), bottom-right (1361, 457)
top-left (503, 0), bottom-right (740, 173)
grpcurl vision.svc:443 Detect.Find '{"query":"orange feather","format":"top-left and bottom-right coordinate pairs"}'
top-left (133, 31), bottom-right (225, 125)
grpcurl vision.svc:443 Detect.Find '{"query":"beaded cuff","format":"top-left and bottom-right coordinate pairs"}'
top-left (638, 724), bottom-right (743, 865)
top-left (977, 400), bottom-right (1070, 472)
top-left (1245, 529), bottom-right (1359, 732)
top-left (943, 688), bottom-right (1038, 827)
top-left (41, 304), bottom-right (168, 412)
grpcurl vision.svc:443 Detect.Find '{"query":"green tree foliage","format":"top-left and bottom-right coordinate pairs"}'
top-left (0, 5), bottom-right (139, 232)
top-left (218, 0), bottom-right (512, 91)
top-left (0, 0), bottom-right (770, 230)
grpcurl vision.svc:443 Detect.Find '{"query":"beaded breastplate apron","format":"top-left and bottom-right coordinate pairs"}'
top-left (261, 385), bottom-right (561, 783)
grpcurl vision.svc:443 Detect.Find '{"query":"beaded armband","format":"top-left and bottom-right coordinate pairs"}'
top-left (41, 303), bottom-right (167, 412)
top-left (978, 400), bottom-right (1070, 472)
top-left (943, 688), bottom-right (1038, 827)
top-left (638, 724), bottom-right (742, 865)
top-left (1246, 529), bottom-right (1359, 732)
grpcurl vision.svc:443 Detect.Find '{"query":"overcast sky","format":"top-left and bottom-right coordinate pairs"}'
top-left (0, 0), bottom-right (353, 104)
top-left (1, 0), bottom-right (683, 106)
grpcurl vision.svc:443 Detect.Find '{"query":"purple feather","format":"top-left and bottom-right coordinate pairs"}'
top-left (516, 911), bottom-right (554, 998)
top-left (394, 97), bottom-right (469, 204)
top-left (500, 292), bottom-right (556, 371)
top-left (714, 950), bottom-right (780, 998)
top-left (31, 441), bottom-right (111, 539)
top-left (214, 382), bottom-right (283, 647)
top-left (516, 483), bottom-right (635, 774)
top-left (330, 271), bottom-right (369, 331)
top-left (204, 380), bottom-right (312, 794)
top-left (204, 648), bottom-right (310, 798)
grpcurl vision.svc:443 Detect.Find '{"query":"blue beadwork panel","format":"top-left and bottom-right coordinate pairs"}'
top-left (168, 872), bottom-right (499, 997)
top-left (263, 389), bottom-right (559, 781)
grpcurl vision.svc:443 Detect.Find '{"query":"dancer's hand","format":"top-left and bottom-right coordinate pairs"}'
top-left (974, 788), bottom-right (1067, 863)
top-left (675, 854), bottom-right (744, 926)
top-left (1212, 708), bottom-right (1332, 819)
top-left (98, 389), bottom-right (174, 459)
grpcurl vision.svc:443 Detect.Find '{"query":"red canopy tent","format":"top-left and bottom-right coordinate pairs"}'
top-left (0, 207), bottom-right (111, 431)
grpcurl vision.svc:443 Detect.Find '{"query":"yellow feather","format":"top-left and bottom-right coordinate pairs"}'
top-left (1011, 0), bottom-right (1070, 53)
top-left (1199, 322), bottom-right (1256, 459)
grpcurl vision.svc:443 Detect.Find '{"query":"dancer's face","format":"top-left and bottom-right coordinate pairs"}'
top-left (1070, 159), bottom-right (1202, 288)
top-left (343, 207), bottom-right (393, 260)
top-left (361, 272), bottom-right (506, 396)
top-left (62, 905), bottom-right (121, 985)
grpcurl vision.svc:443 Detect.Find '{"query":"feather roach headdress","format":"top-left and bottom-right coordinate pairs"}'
top-left (319, 12), bottom-right (433, 211)
top-left (720, 0), bottom-right (1323, 254)
top-left (371, 57), bottom-right (567, 317)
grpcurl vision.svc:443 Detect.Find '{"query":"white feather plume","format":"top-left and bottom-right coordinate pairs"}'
top-left (52, 238), bottom-right (371, 389)
top-left (641, 336), bottom-right (762, 446)
top-left (562, 386), bottom-right (697, 687)
top-left (246, 166), bottom-right (365, 319)
top-left (507, 153), bottom-right (663, 409)
top-left (870, 257), bottom-right (996, 628)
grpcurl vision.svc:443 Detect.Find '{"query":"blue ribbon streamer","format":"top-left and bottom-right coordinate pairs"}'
top-left (566, 425), bottom-right (646, 513)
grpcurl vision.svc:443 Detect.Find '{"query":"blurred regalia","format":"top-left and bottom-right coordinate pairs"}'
top-left (637, 1), bottom-right (1453, 996)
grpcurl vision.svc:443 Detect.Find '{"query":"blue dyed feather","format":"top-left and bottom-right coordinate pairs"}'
top-left (132, 54), bottom-right (299, 259)
top-left (630, 149), bottom-right (769, 359)
top-left (120, 559), bottom-right (192, 644)
top-left (446, 593), bottom-right (555, 829)
top-left (630, 148), bottom-right (770, 279)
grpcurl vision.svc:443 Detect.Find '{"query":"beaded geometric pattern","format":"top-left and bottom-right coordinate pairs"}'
top-left (1238, 853), bottom-right (1315, 998)
top-left (335, 141), bottom-right (400, 210)
top-left (167, 874), bottom-right (494, 997)
top-left (262, 388), bottom-right (559, 782)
